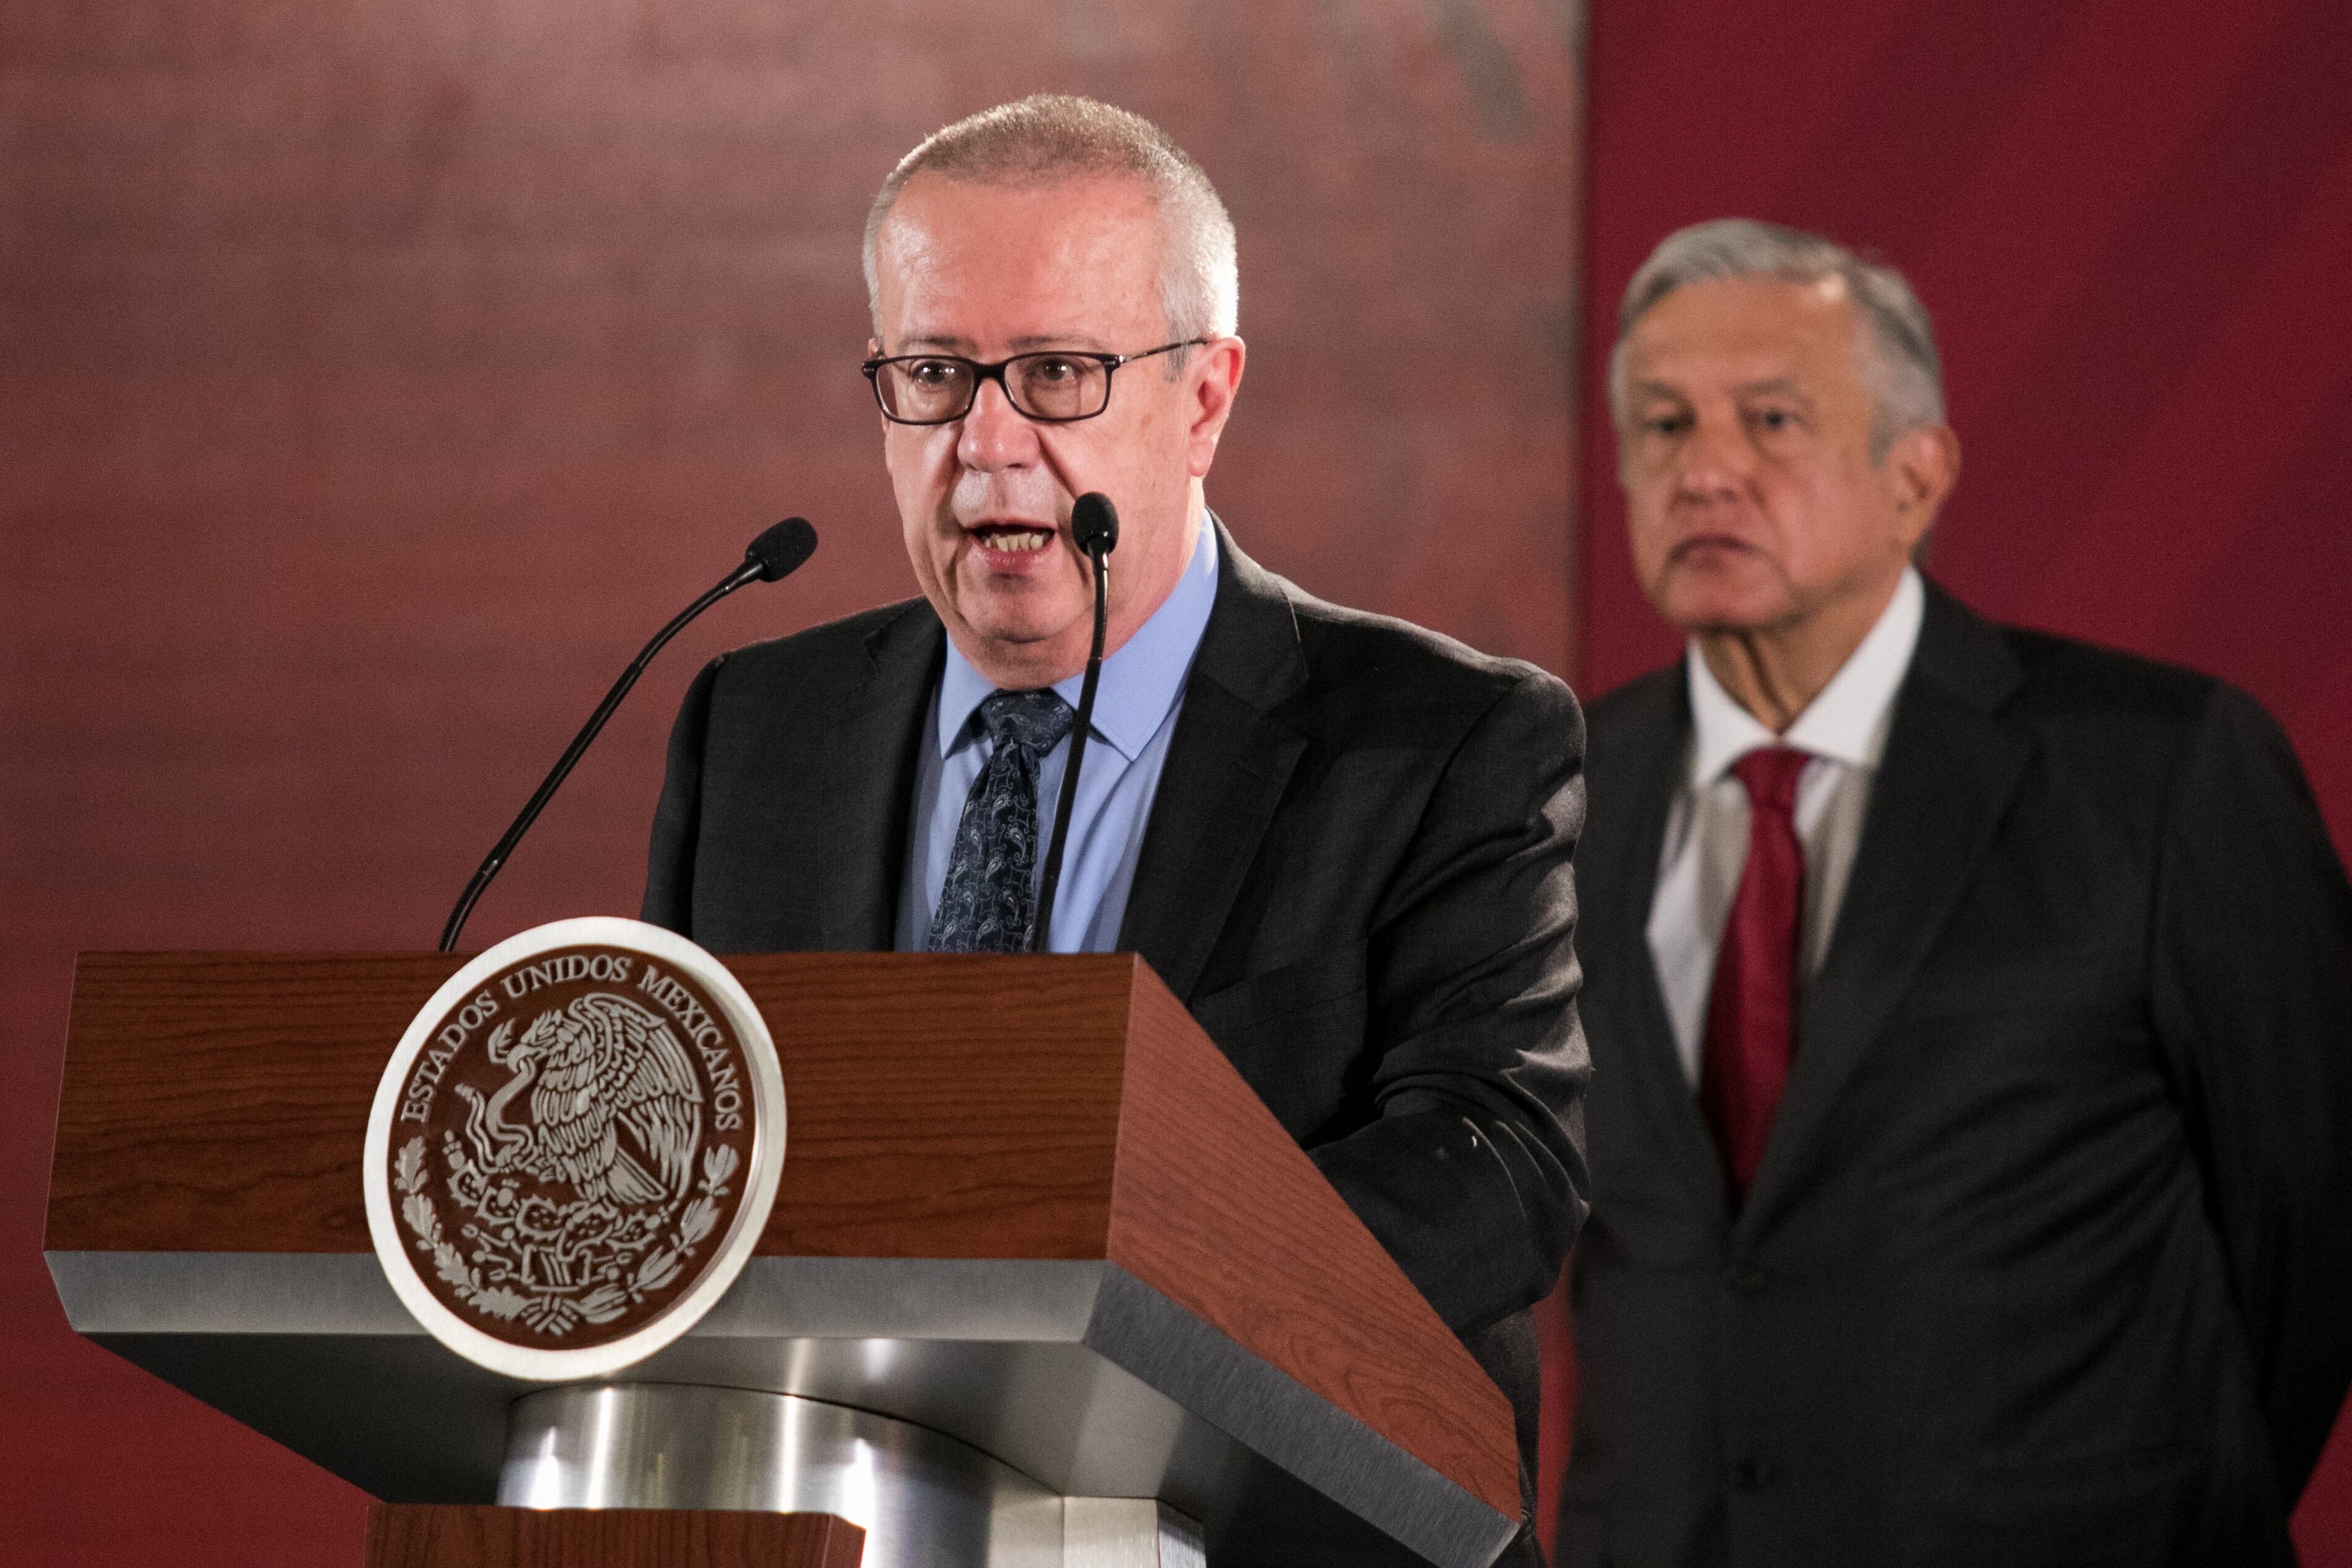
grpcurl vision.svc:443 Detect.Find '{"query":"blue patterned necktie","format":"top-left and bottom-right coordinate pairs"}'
top-left (927, 689), bottom-right (1077, 953)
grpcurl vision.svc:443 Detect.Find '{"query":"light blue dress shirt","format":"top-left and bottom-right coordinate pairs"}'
top-left (894, 520), bottom-right (1220, 954)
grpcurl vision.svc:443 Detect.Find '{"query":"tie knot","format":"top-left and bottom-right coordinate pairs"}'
top-left (1730, 747), bottom-right (1809, 813)
top-left (979, 688), bottom-right (1074, 754)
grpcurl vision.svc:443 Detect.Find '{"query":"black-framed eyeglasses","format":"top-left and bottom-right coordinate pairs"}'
top-left (862, 339), bottom-right (1206, 425)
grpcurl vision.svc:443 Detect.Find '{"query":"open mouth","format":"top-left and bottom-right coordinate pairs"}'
top-left (1671, 533), bottom-right (1755, 561)
top-left (969, 523), bottom-right (1057, 554)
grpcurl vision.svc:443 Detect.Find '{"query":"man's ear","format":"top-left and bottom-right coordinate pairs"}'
top-left (1185, 337), bottom-right (1247, 478)
top-left (1886, 423), bottom-right (1961, 549)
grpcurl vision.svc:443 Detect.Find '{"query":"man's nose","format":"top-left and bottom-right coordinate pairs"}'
top-left (956, 378), bottom-right (1040, 471)
top-left (1673, 412), bottom-right (1754, 498)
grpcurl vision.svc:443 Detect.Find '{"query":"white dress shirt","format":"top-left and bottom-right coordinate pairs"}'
top-left (1646, 567), bottom-right (1925, 1083)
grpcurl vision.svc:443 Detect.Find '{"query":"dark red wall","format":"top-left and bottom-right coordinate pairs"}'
top-left (0, 4), bottom-right (1577, 1563)
top-left (1573, 1), bottom-right (2352, 1561)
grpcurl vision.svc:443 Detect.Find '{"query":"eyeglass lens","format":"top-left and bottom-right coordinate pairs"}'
top-left (876, 354), bottom-right (1109, 423)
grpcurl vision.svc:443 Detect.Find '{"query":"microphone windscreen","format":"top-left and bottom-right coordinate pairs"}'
top-left (1071, 492), bottom-right (1120, 556)
top-left (745, 517), bottom-right (819, 582)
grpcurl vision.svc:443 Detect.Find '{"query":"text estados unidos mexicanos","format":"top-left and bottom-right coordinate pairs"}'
top-left (397, 952), bottom-right (745, 1131)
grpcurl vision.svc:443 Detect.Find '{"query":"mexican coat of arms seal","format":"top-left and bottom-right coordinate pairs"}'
top-left (363, 917), bottom-right (784, 1379)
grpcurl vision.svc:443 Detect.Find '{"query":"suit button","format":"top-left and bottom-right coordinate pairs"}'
top-left (1726, 1261), bottom-right (1768, 1295)
top-left (1731, 1456), bottom-right (1778, 1491)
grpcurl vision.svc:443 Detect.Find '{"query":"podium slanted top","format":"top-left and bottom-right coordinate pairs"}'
top-left (49, 949), bottom-right (1521, 1568)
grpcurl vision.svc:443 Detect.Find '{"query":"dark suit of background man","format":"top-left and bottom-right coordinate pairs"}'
top-left (640, 95), bottom-right (1589, 1557)
top-left (1558, 219), bottom-right (2352, 1567)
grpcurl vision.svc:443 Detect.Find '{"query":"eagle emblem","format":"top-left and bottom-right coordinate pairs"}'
top-left (370, 931), bottom-right (775, 1359)
top-left (366, 921), bottom-right (783, 1378)
top-left (456, 994), bottom-right (703, 1208)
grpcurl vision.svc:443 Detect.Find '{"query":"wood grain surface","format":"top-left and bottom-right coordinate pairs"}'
top-left (1107, 973), bottom-right (1522, 1518)
top-left (363, 1506), bottom-right (862, 1568)
top-left (47, 951), bottom-right (1131, 1259)
top-left (723, 952), bottom-right (1130, 1260)
top-left (48, 951), bottom-right (464, 1254)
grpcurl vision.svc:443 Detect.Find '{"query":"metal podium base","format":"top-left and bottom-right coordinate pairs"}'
top-left (496, 1383), bottom-right (1203, 1568)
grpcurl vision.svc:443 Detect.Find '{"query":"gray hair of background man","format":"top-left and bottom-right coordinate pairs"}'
top-left (1608, 218), bottom-right (1947, 459)
top-left (862, 94), bottom-right (1239, 354)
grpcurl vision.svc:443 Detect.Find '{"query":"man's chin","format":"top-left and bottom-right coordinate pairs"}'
top-left (1658, 582), bottom-right (1794, 638)
top-left (956, 596), bottom-right (1085, 648)
top-left (943, 598), bottom-right (1093, 680)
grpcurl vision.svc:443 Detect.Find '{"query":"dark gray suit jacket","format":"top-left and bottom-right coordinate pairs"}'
top-left (642, 522), bottom-right (1592, 1527)
top-left (1560, 580), bottom-right (2352, 1567)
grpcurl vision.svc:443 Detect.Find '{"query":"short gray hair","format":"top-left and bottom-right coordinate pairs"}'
top-left (863, 95), bottom-right (1239, 347)
top-left (1609, 218), bottom-right (1945, 457)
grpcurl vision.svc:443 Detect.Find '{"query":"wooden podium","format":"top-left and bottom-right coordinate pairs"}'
top-left (46, 951), bottom-right (1522, 1567)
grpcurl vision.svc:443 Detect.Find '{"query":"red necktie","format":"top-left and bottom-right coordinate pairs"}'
top-left (1700, 747), bottom-right (1810, 1205)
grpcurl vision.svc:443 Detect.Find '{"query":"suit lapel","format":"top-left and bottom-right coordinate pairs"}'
top-left (1117, 520), bottom-right (1307, 1002)
top-left (1590, 672), bottom-right (1736, 1216)
top-left (813, 603), bottom-right (943, 951)
top-left (1737, 583), bottom-right (2029, 1235)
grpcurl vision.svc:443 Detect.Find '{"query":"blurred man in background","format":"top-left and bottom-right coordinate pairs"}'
top-left (1561, 218), bottom-right (2352, 1566)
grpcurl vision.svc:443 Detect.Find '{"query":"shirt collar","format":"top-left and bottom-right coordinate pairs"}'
top-left (936, 515), bottom-right (1220, 763)
top-left (1684, 565), bottom-right (1925, 787)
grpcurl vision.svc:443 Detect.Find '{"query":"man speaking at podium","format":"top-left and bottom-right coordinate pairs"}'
top-left (642, 95), bottom-right (1590, 1549)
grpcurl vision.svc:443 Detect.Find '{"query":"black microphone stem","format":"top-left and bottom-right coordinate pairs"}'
top-left (438, 517), bottom-right (815, 953)
top-left (1032, 548), bottom-right (1108, 954)
top-left (439, 571), bottom-right (744, 952)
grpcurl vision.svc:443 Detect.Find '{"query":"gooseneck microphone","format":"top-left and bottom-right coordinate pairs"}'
top-left (1030, 492), bottom-right (1119, 953)
top-left (438, 517), bottom-right (820, 952)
